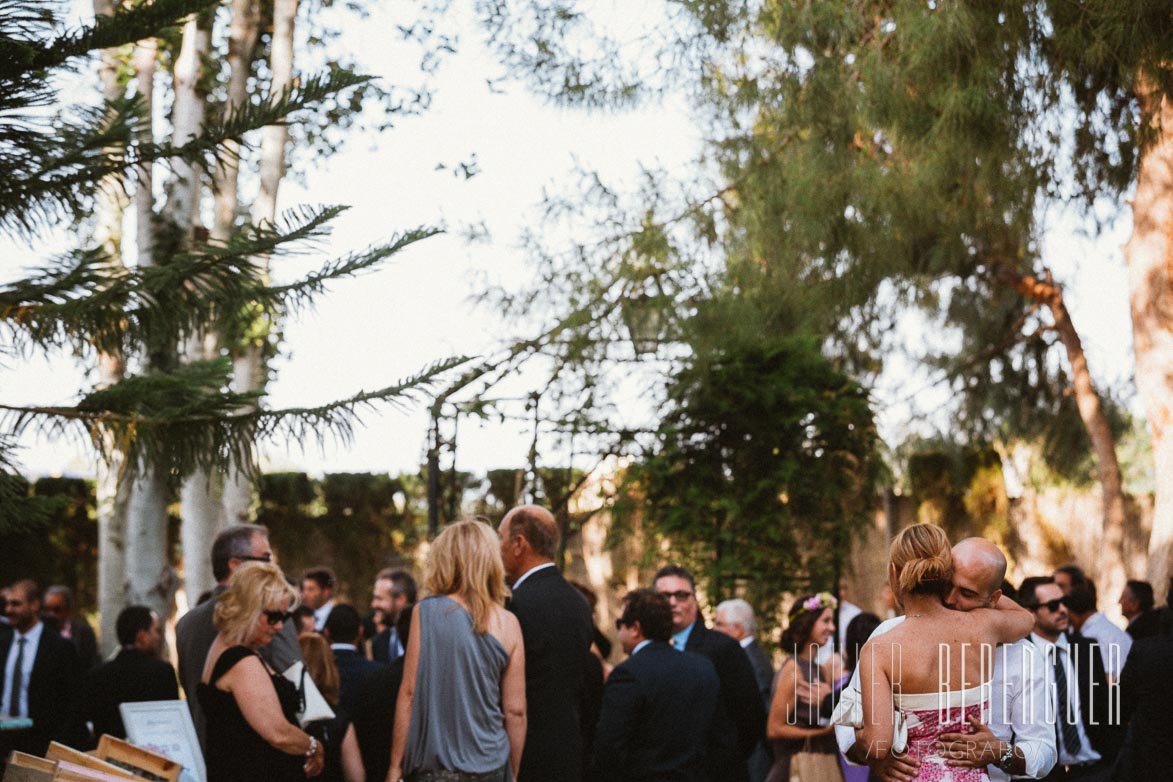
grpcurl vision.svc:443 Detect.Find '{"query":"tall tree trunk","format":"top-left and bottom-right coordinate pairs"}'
top-left (998, 266), bottom-right (1129, 600)
top-left (1126, 78), bottom-right (1173, 605)
top-left (179, 0), bottom-right (263, 599)
top-left (222, 0), bottom-right (299, 525)
top-left (93, 0), bottom-right (129, 656)
top-left (129, 11), bottom-right (209, 625)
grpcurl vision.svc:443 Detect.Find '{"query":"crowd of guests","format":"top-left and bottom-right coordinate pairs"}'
top-left (2, 513), bottom-right (1173, 782)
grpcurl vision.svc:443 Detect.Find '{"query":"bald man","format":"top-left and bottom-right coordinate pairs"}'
top-left (835, 538), bottom-right (1057, 782)
top-left (499, 505), bottom-right (596, 782)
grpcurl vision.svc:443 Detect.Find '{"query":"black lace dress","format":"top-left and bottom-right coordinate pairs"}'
top-left (197, 645), bottom-right (305, 782)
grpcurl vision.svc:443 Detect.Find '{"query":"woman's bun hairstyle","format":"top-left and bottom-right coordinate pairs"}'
top-left (889, 523), bottom-right (952, 598)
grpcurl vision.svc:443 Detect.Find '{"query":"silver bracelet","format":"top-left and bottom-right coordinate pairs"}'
top-left (306, 736), bottom-right (318, 759)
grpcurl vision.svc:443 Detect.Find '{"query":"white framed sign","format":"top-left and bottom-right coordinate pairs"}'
top-left (120, 701), bottom-right (205, 782)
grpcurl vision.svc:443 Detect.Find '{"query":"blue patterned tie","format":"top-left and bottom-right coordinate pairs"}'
top-left (1053, 647), bottom-right (1082, 756)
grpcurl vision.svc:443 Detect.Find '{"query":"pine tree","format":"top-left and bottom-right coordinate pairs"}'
top-left (1, 0), bottom-right (462, 632)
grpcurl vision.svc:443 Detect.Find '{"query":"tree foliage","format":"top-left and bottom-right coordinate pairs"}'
top-left (0, 0), bottom-right (463, 532)
top-left (613, 335), bottom-right (879, 628)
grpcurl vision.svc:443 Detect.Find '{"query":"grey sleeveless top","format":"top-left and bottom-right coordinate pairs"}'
top-left (404, 595), bottom-right (511, 774)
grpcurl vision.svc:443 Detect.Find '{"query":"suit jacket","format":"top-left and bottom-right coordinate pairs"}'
top-left (741, 639), bottom-right (774, 782)
top-left (351, 658), bottom-right (405, 782)
top-left (0, 623), bottom-right (83, 755)
top-left (1118, 632), bottom-right (1173, 781)
top-left (174, 584), bottom-right (302, 750)
top-left (591, 641), bottom-right (720, 782)
top-left (66, 617), bottom-right (99, 671)
top-left (332, 647), bottom-right (381, 716)
top-left (82, 647), bottom-right (179, 742)
top-left (371, 626), bottom-right (403, 665)
top-left (1068, 631), bottom-right (1124, 763)
top-left (1126, 609), bottom-right (1163, 641)
top-left (683, 619), bottom-right (767, 782)
top-left (507, 565), bottom-right (595, 782)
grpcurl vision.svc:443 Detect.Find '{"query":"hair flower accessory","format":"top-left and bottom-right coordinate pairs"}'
top-left (790, 590), bottom-right (838, 620)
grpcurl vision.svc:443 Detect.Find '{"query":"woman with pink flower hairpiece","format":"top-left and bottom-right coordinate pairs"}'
top-left (765, 591), bottom-right (846, 782)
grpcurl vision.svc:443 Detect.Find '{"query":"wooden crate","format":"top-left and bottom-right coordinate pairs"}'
top-left (42, 745), bottom-right (132, 781)
top-left (2, 752), bottom-right (55, 782)
top-left (91, 737), bottom-right (180, 782)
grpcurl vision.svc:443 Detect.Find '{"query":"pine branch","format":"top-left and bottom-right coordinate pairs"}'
top-left (0, 205), bottom-right (352, 356)
top-left (0, 356), bottom-right (471, 480)
top-left (3, 0), bottom-right (218, 76)
top-left (1, 70), bottom-right (373, 238)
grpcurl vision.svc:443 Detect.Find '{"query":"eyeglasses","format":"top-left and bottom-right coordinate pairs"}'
top-left (236, 553), bottom-right (272, 564)
top-left (1032, 599), bottom-right (1064, 612)
top-left (262, 609), bottom-right (293, 626)
top-left (615, 618), bottom-right (631, 630)
top-left (658, 590), bottom-right (693, 602)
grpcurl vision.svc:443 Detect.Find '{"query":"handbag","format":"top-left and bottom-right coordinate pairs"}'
top-left (790, 738), bottom-right (845, 782)
top-left (281, 661), bottom-right (335, 726)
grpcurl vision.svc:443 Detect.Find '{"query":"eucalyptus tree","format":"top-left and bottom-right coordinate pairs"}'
top-left (479, 1), bottom-right (1173, 595)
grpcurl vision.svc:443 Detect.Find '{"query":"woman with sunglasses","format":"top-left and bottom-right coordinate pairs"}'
top-left (387, 519), bottom-right (526, 782)
top-left (198, 561), bottom-right (326, 781)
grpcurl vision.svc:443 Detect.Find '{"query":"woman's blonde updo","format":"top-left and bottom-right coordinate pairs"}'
top-left (425, 519), bottom-right (508, 635)
top-left (214, 561), bottom-right (299, 645)
top-left (889, 523), bottom-right (953, 598)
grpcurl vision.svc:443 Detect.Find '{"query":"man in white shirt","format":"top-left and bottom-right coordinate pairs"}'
top-left (1062, 583), bottom-right (1130, 682)
top-left (1019, 577), bottom-right (1122, 780)
top-left (301, 566), bottom-right (336, 632)
top-left (834, 539), bottom-right (1056, 782)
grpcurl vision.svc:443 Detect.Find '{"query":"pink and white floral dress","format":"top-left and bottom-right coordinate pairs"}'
top-left (891, 684), bottom-right (991, 782)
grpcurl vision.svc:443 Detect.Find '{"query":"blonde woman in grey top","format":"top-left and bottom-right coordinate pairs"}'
top-left (387, 520), bottom-right (526, 782)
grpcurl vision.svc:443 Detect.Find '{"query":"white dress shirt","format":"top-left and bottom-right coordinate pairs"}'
top-left (313, 599), bottom-right (335, 632)
top-left (1077, 612), bottom-right (1131, 680)
top-left (2, 620), bottom-right (44, 719)
top-left (833, 616), bottom-right (1057, 781)
top-left (510, 562), bottom-right (555, 591)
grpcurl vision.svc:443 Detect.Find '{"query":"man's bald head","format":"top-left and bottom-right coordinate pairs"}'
top-left (501, 505), bottom-right (559, 561)
top-left (946, 538), bottom-right (1008, 610)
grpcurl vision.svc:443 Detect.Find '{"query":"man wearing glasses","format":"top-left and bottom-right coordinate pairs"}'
top-left (652, 565), bottom-right (765, 782)
top-left (1020, 576), bottom-right (1122, 782)
top-left (175, 524), bottom-right (305, 750)
top-left (592, 589), bottom-right (719, 782)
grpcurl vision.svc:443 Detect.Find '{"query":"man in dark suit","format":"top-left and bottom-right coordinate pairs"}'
top-left (175, 524), bottom-right (303, 750)
top-left (82, 605), bottom-right (178, 743)
top-left (592, 589), bottom-right (719, 782)
top-left (1120, 579), bottom-right (1162, 640)
top-left (370, 568), bottom-right (416, 664)
top-left (322, 603), bottom-right (380, 715)
top-left (352, 605), bottom-right (412, 782)
top-left (44, 586), bottom-right (99, 672)
top-left (1117, 629), bottom-right (1173, 781)
top-left (715, 598), bottom-right (773, 782)
top-left (0, 579), bottom-right (82, 757)
top-left (1021, 577), bottom-right (1124, 781)
top-left (499, 504), bottom-right (595, 782)
top-left (655, 565), bottom-right (766, 782)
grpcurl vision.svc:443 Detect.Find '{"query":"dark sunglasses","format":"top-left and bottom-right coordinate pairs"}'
top-left (1032, 599), bottom-right (1064, 612)
top-left (236, 553), bottom-right (272, 564)
top-left (615, 618), bottom-right (631, 630)
top-left (658, 590), bottom-right (693, 602)
top-left (263, 609), bottom-right (293, 626)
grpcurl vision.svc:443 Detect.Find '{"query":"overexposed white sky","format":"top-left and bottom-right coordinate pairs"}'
top-left (0, 3), bottom-right (1138, 482)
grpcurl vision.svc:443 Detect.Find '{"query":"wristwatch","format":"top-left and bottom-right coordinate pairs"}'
top-left (306, 736), bottom-right (319, 759)
top-left (996, 740), bottom-right (1015, 772)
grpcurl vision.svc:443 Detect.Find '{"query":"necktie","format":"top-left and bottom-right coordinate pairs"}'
top-left (1053, 647), bottom-right (1082, 756)
top-left (10, 637), bottom-right (26, 718)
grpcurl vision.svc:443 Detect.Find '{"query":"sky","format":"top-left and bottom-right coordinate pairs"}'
top-left (0, 2), bottom-right (1138, 483)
